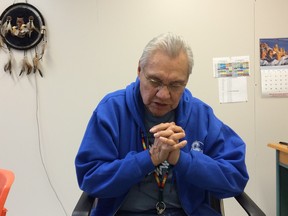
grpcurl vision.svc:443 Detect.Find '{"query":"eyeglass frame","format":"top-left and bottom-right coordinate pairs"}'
top-left (142, 70), bottom-right (187, 92)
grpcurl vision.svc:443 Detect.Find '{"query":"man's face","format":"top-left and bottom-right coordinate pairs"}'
top-left (138, 51), bottom-right (189, 117)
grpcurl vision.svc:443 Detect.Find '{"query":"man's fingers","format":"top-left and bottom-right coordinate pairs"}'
top-left (149, 122), bottom-right (175, 133)
top-left (153, 129), bottom-right (174, 138)
top-left (158, 136), bottom-right (187, 148)
top-left (169, 132), bottom-right (186, 141)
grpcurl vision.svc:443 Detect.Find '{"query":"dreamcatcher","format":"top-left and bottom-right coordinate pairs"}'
top-left (0, 2), bottom-right (47, 77)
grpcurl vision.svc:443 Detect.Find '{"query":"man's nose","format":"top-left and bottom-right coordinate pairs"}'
top-left (156, 85), bottom-right (171, 99)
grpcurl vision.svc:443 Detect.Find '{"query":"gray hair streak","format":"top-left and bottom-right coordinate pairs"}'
top-left (139, 32), bottom-right (194, 75)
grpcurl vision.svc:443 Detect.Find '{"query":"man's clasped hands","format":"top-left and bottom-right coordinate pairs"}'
top-left (149, 122), bottom-right (187, 166)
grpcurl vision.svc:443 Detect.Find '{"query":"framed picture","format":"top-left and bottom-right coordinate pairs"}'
top-left (0, 3), bottom-right (45, 50)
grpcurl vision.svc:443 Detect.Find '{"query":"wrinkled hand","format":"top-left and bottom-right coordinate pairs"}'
top-left (149, 122), bottom-right (187, 166)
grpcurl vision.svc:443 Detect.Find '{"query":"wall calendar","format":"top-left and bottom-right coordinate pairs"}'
top-left (260, 38), bottom-right (288, 97)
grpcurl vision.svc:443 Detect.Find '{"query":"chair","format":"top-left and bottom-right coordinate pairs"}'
top-left (0, 169), bottom-right (15, 216)
top-left (72, 191), bottom-right (266, 216)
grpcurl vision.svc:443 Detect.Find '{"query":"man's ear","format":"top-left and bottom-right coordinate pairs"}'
top-left (137, 62), bottom-right (141, 76)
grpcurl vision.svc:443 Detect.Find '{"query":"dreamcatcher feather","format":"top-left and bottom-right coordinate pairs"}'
top-left (1, 16), bottom-right (12, 36)
top-left (0, 35), bottom-right (4, 49)
top-left (38, 26), bottom-right (47, 60)
top-left (19, 51), bottom-right (32, 76)
top-left (4, 49), bottom-right (12, 74)
top-left (32, 28), bottom-right (47, 77)
top-left (32, 52), bottom-right (42, 77)
top-left (0, 22), bottom-right (9, 52)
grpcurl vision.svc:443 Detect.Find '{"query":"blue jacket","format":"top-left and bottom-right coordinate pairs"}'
top-left (75, 79), bottom-right (249, 216)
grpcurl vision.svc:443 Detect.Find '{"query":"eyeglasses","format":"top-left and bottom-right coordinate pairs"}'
top-left (142, 71), bottom-right (187, 92)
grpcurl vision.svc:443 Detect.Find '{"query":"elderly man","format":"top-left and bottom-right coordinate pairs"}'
top-left (75, 32), bottom-right (249, 216)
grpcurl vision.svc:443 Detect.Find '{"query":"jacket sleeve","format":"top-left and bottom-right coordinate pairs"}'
top-left (75, 101), bottom-right (155, 198)
top-left (174, 104), bottom-right (249, 199)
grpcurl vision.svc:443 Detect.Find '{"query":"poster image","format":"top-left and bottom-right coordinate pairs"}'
top-left (260, 38), bottom-right (288, 66)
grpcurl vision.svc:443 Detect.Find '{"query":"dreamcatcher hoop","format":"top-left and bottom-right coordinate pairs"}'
top-left (0, 2), bottom-right (45, 50)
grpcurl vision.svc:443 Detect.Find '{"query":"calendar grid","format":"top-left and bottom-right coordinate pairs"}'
top-left (261, 66), bottom-right (288, 97)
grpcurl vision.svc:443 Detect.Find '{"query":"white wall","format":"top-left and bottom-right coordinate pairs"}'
top-left (0, 0), bottom-right (287, 215)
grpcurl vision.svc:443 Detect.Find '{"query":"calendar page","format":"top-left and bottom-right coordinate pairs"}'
top-left (260, 38), bottom-right (288, 97)
top-left (261, 66), bottom-right (288, 97)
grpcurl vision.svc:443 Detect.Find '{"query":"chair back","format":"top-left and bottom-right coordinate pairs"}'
top-left (210, 194), bottom-right (225, 215)
top-left (0, 169), bottom-right (15, 216)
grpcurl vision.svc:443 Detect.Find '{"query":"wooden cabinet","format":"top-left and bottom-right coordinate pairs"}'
top-left (268, 143), bottom-right (288, 216)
